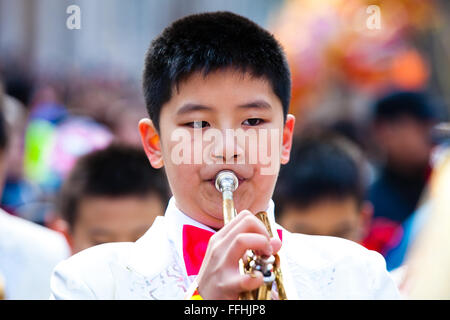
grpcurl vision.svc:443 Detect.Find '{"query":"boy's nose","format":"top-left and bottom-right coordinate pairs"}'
top-left (211, 131), bottom-right (245, 163)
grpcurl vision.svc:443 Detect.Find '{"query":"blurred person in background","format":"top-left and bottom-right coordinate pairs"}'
top-left (56, 144), bottom-right (169, 254)
top-left (274, 131), bottom-right (373, 245)
top-left (365, 90), bottom-right (444, 256)
top-left (0, 82), bottom-right (70, 299)
top-left (0, 84), bottom-right (31, 216)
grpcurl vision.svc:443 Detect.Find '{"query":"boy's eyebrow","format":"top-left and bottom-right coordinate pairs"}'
top-left (176, 100), bottom-right (272, 116)
top-left (176, 103), bottom-right (213, 116)
top-left (237, 100), bottom-right (272, 111)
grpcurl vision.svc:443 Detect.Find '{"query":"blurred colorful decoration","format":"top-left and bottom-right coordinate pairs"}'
top-left (269, 0), bottom-right (439, 127)
top-left (23, 118), bottom-right (57, 187)
top-left (49, 117), bottom-right (114, 179)
top-left (23, 102), bottom-right (68, 189)
top-left (23, 102), bottom-right (114, 192)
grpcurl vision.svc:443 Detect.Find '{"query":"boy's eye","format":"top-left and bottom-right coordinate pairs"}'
top-left (242, 118), bottom-right (263, 126)
top-left (186, 121), bottom-right (210, 128)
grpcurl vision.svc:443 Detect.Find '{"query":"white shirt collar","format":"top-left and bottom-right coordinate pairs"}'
top-left (163, 196), bottom-right (277, 261)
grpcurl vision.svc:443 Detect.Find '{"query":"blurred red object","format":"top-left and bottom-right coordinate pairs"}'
top-left (362, 217), bottom-right (403, 254)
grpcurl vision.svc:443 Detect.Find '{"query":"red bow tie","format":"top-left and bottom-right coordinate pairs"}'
top-left (182, 224), bottom-right (283, 276)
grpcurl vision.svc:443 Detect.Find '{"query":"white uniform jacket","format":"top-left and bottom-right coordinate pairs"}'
top-left (50, 197), bottom-right (400, 299)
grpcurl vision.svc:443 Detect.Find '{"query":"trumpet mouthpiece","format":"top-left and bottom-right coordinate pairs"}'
top-left (215, 170), bottom-right (239, 193)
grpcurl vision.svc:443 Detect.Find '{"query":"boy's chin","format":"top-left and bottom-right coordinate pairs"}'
top-left (201, 194), bottom-right (253, 220)
top-left (197, 196), bottom-right (236, 227)
top-left (202, 200), bottom-right (227, 222)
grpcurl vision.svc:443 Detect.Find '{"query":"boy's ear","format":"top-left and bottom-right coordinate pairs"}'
top-left (280, 114), bottom-right (296, 165)
top-left (45, 216), bottom-right (75, 255)
top-left (138, 118), bottom-right (164, 169)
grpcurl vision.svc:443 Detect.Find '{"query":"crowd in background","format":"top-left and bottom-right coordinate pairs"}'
top-left (1, 0), bottom-right (450, 300)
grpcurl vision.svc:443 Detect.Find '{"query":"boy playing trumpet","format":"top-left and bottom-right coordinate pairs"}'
top-left (50, 11), bottom-right (399, 299)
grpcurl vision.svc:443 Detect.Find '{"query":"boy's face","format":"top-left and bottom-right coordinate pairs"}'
top-left (279, 198), bottom-right (372, 243)
top-left (374, 116), bottom-right (434, 173)
top-left (70, 194), bottom-right (164, 254)
top-left (140, 69), bottom-right (295, 229)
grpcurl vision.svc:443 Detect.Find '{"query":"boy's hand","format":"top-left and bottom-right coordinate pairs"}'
top-left (195, 210), bottom-right (282, 300)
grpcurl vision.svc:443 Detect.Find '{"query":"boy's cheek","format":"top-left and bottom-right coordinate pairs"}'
top-left (164, 163), bottom-right (204, 192)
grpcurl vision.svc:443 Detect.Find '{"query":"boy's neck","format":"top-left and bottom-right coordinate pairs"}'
top-left (169, 196), bottom-right (276, 230)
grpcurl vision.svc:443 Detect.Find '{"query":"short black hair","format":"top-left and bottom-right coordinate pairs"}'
top-left (274, 132), bottom-right (368, 216)
top-left (372, 90), bottom-right (443, 123)
top-left (142, 11), bottom-right (291, 131)
top-left (57, 144), bottom-right (170, 229)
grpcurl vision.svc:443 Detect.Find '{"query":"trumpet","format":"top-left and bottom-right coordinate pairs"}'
top-left (215, 170), bottom-right (288, 300)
